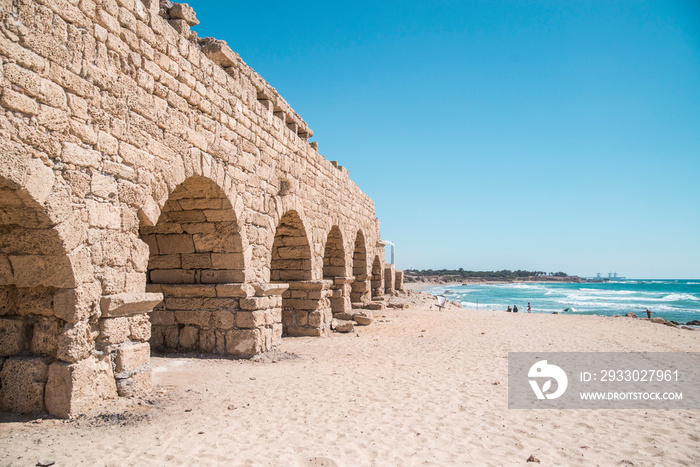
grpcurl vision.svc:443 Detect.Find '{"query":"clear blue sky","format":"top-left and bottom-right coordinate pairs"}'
top-left (185, 0), bottom-right (700, 279)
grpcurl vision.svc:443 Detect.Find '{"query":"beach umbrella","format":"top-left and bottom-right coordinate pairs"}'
top-left (562, 307), bottom-right (578, 313)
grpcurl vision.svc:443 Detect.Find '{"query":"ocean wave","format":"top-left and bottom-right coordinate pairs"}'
top-left (662, 293), bottom-right (699, 302)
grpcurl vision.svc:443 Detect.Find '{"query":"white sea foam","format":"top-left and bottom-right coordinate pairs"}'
top-left (661, 293), bottom-right (699, 302)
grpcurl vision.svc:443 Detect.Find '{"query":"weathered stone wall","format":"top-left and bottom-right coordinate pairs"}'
top-left (0, 0), bottom-right (385, 417)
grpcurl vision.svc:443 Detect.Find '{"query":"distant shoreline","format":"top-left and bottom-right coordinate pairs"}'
top-left (403, 275), bottom-right (585, 287)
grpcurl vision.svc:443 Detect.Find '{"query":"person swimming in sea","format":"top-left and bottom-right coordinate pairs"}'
top-left (527, 302), bottom-right (531, 313)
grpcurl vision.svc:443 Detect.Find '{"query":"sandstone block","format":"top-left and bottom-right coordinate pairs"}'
top-left (252, 282), bottom-right (289, 297)
top-left (179, 326), bottom-right (198, 348)
top-left (239, 296), bottom-right (271, 310)
top-left (160, 284), bottom-right (217, 297)
top-left (168, 19), bottom-right (190, 36)
top-left (149, 326), bottom-right (164, 348)
top-left (216, 283), bottom-right (254, 298)
top-left (0, 318), bottom-right (25, 357)
top-left (156, 233), bottom-right (195, 254)
top-left (201, 269), bottom-right (244, 283)
top-left (174, 310), bottom-right (211, 327)
top-left (0, 357), bottom-right (48, 414)
top-left (163, 326), bottom-right (179, 348)
top-left (169, 3), bottom-right (199, 26)
top-left (236, 310), bottom-right (265, 329)
top-left (86, 200), bottom-right (121, 229)
top-left (10, 255), bottom-right (75, 289)
top-left (210, 252), bottom-right (244, 269)
top-left (212, 310), bottom-right (235, 329)
top-left (115, 342), bottom-right (150, 373)
top-left (98, 317), bottom-right (130, 345)
top-left (150, 310), bottom-right (175, 325)
top-left (181, 253), bottom-right (212, 269)
top-left (31, 317), bottom-right (61, 356)
top-left (100, 292), bottom-right (163, 317)
top-left (149, 254), bottom-right (181, 269)
top-left (57, 321), bottom-right (94, 363)
top-left (334, 320), bottom-right (355, 333)
top-left (202, 298), bottom-right (239, 311)
top-left (1, 88), bottom-right (39, 115)
top-left (225, 329), bottom-right (261, 356)
top-left (45, 356), bottom-right (118, 418)
top-left (150, 269), bottom-right (195, 283)
top-left (129, 314), bottom-right (151, 342)
top-left (116, 366), bottom-right (152, 397)
top-left (54, 282), bottom-right (101, 323)
top-left (201, 39), bottom-right (238, 68)
top-left (12, 287), bottom-right (54, 317)
top-left (308, 311), bottom-right (325, 328)
top-left (61, 142), bottom-right (101, 168)
top-left (164, 297), bottom-right (203, 311)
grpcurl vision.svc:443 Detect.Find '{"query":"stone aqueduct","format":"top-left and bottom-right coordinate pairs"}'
top-left (0, 0), bottom-right (403, 417)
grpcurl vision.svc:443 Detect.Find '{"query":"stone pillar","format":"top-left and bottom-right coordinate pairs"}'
top-left (330, 277), bottom-right (353, 316)
top-left (96, 292), bottom-right (163, 399)
top-left (395, 270), bottom-right (404, 291)
top-left (384, 264), bottom-right (396, 295)
top-left (350, 274), bottom-right (370, 305)
top-left (282, 280), bottom-right (333, 337)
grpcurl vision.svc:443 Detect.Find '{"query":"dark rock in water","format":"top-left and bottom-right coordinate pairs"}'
top-left (670, 321), bottom-right (681, 326)
top-left (625, 312), bottom-right (637, 318)
top-left (686, 320), bottom-right (700, 326)
top-left (526, 454), bottom-right (541, 463)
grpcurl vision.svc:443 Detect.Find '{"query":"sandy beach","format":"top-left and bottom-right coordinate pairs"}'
top-left (2, 291), bottom-right (698, 466)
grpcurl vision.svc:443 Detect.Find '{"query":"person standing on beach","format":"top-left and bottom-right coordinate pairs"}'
top-left (645, 309), bottom-right (654, 318)
top-left (527, 303), bottom-right (531, 313)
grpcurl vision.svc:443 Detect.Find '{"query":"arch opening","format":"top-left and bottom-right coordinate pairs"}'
top-left (270, 211), bottom-right (317, 335)
top-left (0, 183), bottom-right (78, 414)
top-left (322, 226), bottom-right (345, 279)
top-left (323, 226), bottom-right (347, 315)
top-left (142, 176), bottom-right (246, 353)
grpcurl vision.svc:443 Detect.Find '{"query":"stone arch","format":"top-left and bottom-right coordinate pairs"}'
top-left (323, 225), bottom-right (349, 315)
top-left (323, 226), bottom-right (346, 279)
top-left (271, 210), bottom-right (328, 336)
top-left (350, 230), bottom-right (369, 304)
top-left (142, 175), bottom-right (246, 353)
top-left (270, 210), bottom-right (312, 283)
top-left (0, 177), bottom-right (103, 416)
top-left (371, 255), bottom-right (384, 298)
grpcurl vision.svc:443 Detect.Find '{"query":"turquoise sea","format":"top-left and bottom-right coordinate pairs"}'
top-left (424, 280), bottom-right (700, 324)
